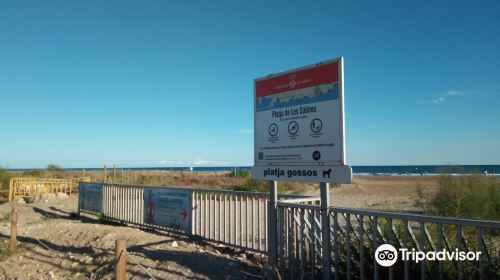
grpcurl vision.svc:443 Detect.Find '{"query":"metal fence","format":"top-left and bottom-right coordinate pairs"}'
top-left (192, 188), bottom-right (319, 253)
top-left (276, 202), bottom-right (500, 280)
top-left (79, 182), bottom-right (500, 279)
top-left (79, 183), bottom-right (319, 253)
top-left (9, 178), bottom-right (75, 201)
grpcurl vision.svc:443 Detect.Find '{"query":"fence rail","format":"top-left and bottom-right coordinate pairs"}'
top-left (78, 182), bottom-right (500, 279)
top-left (79, 182), bottom-right (319, 254)
top-left (277, 204), bottom-right (500, 280)
top-left (9, 178), bottom-right (75, 201)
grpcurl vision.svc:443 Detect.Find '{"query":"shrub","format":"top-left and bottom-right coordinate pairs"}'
top-left (429, 174), bottom-right (499, 220)
top-left (227, 169), bottom-right (251, 178)
top-left (22, 169), bottom-right (47, 177)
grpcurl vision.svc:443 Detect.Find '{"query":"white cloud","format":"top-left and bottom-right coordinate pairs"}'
top-left (417, 89), bottom-right (465, 105)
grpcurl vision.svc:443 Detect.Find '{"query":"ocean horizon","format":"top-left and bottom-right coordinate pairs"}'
top-left (7, 164), bottom-right (500, 176)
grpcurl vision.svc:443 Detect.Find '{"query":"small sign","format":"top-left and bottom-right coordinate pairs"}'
top-left (253, 58), bottom-right (352, 183)
top-left (79, 182), bottom-right (103, 212)
top-left (144, 187), bottom-right (191, 232)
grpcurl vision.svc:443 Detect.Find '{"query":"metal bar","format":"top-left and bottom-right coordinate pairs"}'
top-left (330, 207), bottom-right (500, 229)
top-left (233, 194), bottom-right (237, 246)
top-left (229, 195), bottom-right (232, 244)
top-left (300, 208), bottom-right (306, 279)
top-left (359, 215), bottom-right (365, 280)
top-left (239, 196), bottom-right (242, 246)
top-left (346, 213), bottom-right (352, 280)
top-left (420, 221), bottom-right (426, 280)
top-left (388, 217), bottom-right (393, 280)
top-left (258, 197), bottom-right (261, 251)
top-left (373, 216), bottom-right (378, 280)
top-left (309, 209), bottom-right (315, 279)
top-left (204, 193), bottom-right (208, 237)
top-left (279, 206), bottom-right (286, 276)
top-left (252, 196), bottom-right (255, 249)
top-left (320, 182), bottom-right (331, 280)
top-left (246, 195), bottom-right (249, 248)
top-left (333, 212), bottom-right (339, 280)
top-left (197, 193), bottom-right (201, 235)
top-left (438, 223), bottom-right (444, 280)
top-left (218, 194), bottom-right (221, 242)
top-left (477, 227), bottom-right (484, 280)
top-left (265, 196), bottom-right (268, 252)
top-left (403, 220), bottom-right (410, 280)
top-left (223, 194), bottom-right (226, 242)
top-left (289, 207), bottom-right (295, 279)
top-left (456, 225), bottom-right (463, 280)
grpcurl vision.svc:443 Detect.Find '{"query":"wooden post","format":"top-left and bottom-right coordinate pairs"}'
top-left (113, 164), bottom-right (117, 183)
top-left (10, 199), bottom-right (18, 252)
top-left (115, 239), bottom-right (127, 280)
top-left (103, 165), bottom-right (107, 183)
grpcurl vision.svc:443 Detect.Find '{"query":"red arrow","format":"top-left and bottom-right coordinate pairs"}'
top-left (181, 209), bottom-right (187, 220)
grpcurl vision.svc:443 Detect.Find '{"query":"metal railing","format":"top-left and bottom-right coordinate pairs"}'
top-left (9, 178), bottom-right (74, 201)
top-left (276, 203), bottom-right (500, 279)
top-left (80, 183), bottom-right (319, 253)
top-left (192, 189), bottom-right (319, 253)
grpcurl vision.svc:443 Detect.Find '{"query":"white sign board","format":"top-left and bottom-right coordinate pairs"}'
top-left (252, 58), bottom-right (352, 183)
top-left (144, 187), bottom-right (191, 232)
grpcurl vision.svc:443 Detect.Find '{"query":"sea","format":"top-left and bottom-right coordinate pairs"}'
top-left (51, 165), bottom-right (500, 176)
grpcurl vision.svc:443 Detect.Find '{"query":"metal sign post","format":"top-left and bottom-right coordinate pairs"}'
top-left (253, 58), bottom-right (352, 277)
top-left (267, 180), bottom-right (278, 267)
top-left (320, 182), bottom-right (331, 279)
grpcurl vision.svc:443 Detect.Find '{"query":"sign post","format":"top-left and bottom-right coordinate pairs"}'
top-left (267, 180), bottom-right (278, 267)
top-left (253, 57), bottom-right (352, 277)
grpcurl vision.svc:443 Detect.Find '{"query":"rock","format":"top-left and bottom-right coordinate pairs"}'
top-left (177, 240), bottom-right (189, 248)
top-left (56, 192), bottom-right (69, 200)
top-left (170, 241), bottom-right (179, 248)
top-left (71, 262), bottom-right (78, 268)
top-left (48, 271), bottom-right (55, 279)
top-left (15, 197), bottom-right (26, 204)
top-left (239, 253), bottom-right (246, 259)
top-left (82, 256), bottom-right (93, 264)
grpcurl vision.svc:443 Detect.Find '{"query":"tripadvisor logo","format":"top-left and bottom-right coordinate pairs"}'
top-left (375, 244), bottom-right (482, 267)
top-left (375, 244), bottom-right (398, 267)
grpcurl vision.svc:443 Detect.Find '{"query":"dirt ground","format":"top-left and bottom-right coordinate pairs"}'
top-left (305, 175), bottom-right (439, 211)
top-left (0, 195), bottom-right (268, 280)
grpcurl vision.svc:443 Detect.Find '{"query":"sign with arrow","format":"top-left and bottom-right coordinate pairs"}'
top-left (143, 187), bottom-right (190, 232)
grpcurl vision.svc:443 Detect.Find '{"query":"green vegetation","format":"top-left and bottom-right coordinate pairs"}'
top-left (0, 166), bottom-right (15, 190)
top-left (0, 237), bottom-right (25, 262)
top-left (227, 169), bottom-right (251, 178)
top-left (428, 174), bottom-right (499, 220)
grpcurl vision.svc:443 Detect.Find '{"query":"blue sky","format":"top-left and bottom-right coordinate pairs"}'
top-left (1, 0), bottom-right (499, 168)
